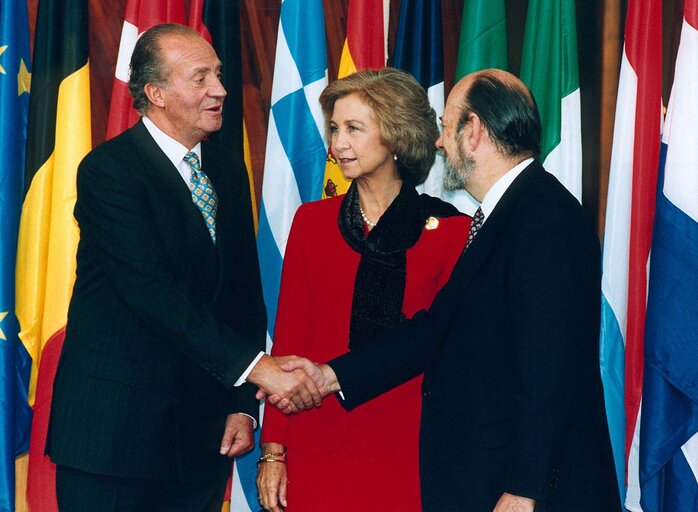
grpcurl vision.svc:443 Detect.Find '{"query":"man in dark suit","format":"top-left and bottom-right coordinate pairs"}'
top-left (276, 70), bottom-right (620, 512)
top-left (47, 24), bottom-right (320, 511)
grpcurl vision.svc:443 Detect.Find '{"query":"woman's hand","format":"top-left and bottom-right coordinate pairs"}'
top-left (256, 442), bottom-right (288, 511)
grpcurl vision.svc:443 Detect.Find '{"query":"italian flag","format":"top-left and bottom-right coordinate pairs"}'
top-left (520, 0), bottom-right (582, 201)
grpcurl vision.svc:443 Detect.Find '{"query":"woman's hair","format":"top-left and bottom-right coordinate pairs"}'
top-left (319, 68), bottom-right (439, 186)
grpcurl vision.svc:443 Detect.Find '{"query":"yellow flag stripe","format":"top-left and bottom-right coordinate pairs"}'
top-left (16, 63), bottom-right (92, 405)
top-left (242, 120), bottom-right (258, 233)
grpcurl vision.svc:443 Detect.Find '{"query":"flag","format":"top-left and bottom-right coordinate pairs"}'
top-left (0, 1), bottom-right (33, 510)
top-left (449, 0), bottom-right (509, 213)
top-left (106, 0), bottom-right (186, 139)
top-left (188, 0), bottom-right (258, 507)
top-left (599, 0), bottom-right (662, 509)
top-left (321, 0), bottom-right (387, 199)
top-left (15, 0), bottom-right (92, 509)
top-left (189, 0), bottom-right (257, 229)
top-left (455, 0), bottom-right (508, 80)
top-left (520, 0), bottom-right (583, 200)
top-left (640, 1), bottom-right (698, 509)
top-left (254, 1), bottom-right (329, 509)
top-left (392, 0), bottom-right (455, 207)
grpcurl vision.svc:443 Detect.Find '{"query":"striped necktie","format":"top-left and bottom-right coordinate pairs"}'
top-left (464, 206), bottom-right (484, 251)
top-left (184, 151), bottom-right (218, 244)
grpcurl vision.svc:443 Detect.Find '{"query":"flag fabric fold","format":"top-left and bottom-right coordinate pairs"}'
top-left (253, 0), bottom-right (329, 509)
top-left (640, 2), bottom-right (698, 510)
top-left (321, 0), bottom-right (386, 199)
top-left (106, 0), bottom-right (186, 140)
top-left (392, 0), bottom-right (450, 203)
top-left (455, 0), bottom-right (508, 80)
top-left (0, 0), bottom-right (33, 510)
top-left (15, 0), bottom-right (92, 509)
top-left (599, 0), bottom-right (663, 509)
top-left (520, 0), bottom-right (583, 200)
top-left (188, 0), bottom-right (259, 507)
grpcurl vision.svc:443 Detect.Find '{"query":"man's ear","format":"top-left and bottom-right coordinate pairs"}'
top-left (144, 82), bottom-right (165, 108)
top-left (468, 113), bottom-right (484, 152)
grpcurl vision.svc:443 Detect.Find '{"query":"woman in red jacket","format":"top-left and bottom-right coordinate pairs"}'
top-left (257, 68), bottom-right (470, 512)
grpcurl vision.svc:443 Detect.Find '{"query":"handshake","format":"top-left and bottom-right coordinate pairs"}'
top-left (247, 355), bottom-right (341, 414)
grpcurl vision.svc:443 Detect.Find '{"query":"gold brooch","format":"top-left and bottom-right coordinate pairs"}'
top-left (425, 216), bottom-right (439, 230)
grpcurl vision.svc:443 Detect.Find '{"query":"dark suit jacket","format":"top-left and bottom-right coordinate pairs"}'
top-left (331, 161), bottom-right (620, 511)
top-left (46, 120), bottom-right (266, 483)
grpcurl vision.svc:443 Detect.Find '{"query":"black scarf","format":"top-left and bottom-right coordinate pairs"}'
top-left (338, 181), bottom-right (461, 350)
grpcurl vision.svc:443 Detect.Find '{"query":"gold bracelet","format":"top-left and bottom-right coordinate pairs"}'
top-left (259, 452), bottom-right (286, 462)
top-left (257, 458), bottom-right (287, 465)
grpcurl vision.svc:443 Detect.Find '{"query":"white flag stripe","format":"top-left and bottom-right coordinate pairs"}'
top-left (269, 24), bottom-right (304, 105)
top-left (626, 403), bottom-right (643, 511)
top-left (230, 467), bottom-right (253, 512)
top-left (543, 88), bottom-right (582, 200)
top-left (681, 434), bottom-right (698, 483)
top-left (662, 19), bottom-right (698, 222)
top-left (114, 21), bottom-right (138, 83)
top-left (305, 76), bottom-right (330, 140)
top-left (262, 113), bottom-right (302, 254)
top-left (601, 49), bottom-right (637, 337)
top-left (417, 82), bottom-right (445, 199)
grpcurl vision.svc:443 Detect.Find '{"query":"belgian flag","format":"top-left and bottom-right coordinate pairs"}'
top-left (15, 0), bottom-right (91, 509)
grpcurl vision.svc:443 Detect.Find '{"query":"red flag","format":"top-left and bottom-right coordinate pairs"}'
top-left (105, 0), bottom-right (186, 140)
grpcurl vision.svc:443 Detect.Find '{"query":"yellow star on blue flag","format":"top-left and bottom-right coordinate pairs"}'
top-left (18, 58), bottom-right (30, 95)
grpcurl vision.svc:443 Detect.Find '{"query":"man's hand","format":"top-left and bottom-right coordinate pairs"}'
top-left (247, 355), bottom-right (322, 413)
top-left (220, 414), bottom-right (255, 457)
top-left (259, 357), bottom-right (340, 415)
top-left (493, 492), bottom-right (536, 512)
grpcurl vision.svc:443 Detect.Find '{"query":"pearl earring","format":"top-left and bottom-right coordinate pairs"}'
top-left (393, 154), bottom-right (398, 161)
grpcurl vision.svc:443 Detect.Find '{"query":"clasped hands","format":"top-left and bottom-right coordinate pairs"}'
top-left (248, 355), bottom-right (339, 414)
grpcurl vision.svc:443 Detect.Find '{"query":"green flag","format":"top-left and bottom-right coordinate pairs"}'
top-left (520, 0), bottom-right (582, 200)
top-left (455, 0), bottom-right (508, 80)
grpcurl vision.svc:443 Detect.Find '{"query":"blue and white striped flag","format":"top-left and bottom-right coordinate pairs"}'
top-left (640, 3), bottom-right (698, 510)
top-left (231, 1), bottom-right (329, 510)
top-left (392, 0), bottom-right (477, 214)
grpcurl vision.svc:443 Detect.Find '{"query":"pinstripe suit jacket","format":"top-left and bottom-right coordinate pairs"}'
top-left (46, 120), bottom-right (266, 482)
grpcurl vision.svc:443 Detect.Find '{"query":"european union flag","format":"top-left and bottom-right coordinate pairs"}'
top-left (0, 0), bottom-right (33, 510)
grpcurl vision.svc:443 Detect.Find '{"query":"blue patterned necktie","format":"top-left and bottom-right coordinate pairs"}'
top-left (184, 151), bottom-right (218, 244)
top-left (464, 206), bottom-right (484, 251)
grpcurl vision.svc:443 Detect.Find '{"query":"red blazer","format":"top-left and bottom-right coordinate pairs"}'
top-left (262, 195), bottom-right (469, 458)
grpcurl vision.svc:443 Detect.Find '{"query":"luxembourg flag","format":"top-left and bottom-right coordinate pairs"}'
top-left (599, 0), bottom-right (662, 509)
top-left (640, 2), bottom-right (698, 510)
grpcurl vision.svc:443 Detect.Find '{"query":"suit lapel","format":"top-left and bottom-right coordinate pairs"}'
top-left (126, 121), bottom-right (217, 250)
top-left (447, 161), bottom-right (543, 289)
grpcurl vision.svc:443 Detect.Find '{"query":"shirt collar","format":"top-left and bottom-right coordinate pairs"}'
top-left (479, 157), bottom-right (534, 221)
top-left (142, 116), bottom-right (202, 169)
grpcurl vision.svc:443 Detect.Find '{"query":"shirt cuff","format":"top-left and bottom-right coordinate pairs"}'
top-left (234, 351), bottom-right (265, 387)
top-left (232, 412), bottom-right (258, 430)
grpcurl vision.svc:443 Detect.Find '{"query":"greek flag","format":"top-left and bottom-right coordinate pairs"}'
top-left (233, 1), bottom-right (328, 510)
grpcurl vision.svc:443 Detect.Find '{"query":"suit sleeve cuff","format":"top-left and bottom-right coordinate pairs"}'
top-left (235, 351), bottom-right (265, 387)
